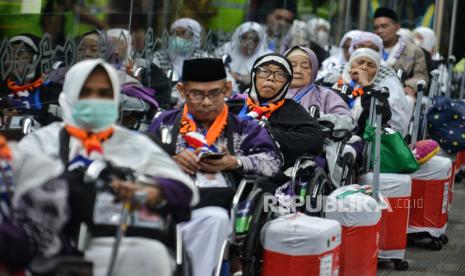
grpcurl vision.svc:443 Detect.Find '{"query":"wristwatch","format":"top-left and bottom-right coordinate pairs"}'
top-left (236, 157), bottom-right (243, 169)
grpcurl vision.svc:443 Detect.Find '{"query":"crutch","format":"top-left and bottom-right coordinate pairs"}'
top-left (445, 55), bottom-right (456, 98)
top-left (421, 70), bottom-right (440, 140)
top-left (409, 80), bottom-right (426, 148)
top-left (363, 87), bottom-right (389, 174)
top-left (459, 54), bottom-right (465, 100)
top-left (371, 99), bottom-right (383, 202)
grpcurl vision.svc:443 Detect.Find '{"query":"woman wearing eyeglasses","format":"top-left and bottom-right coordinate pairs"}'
top-left (231, 53), bottom-right (324, 171)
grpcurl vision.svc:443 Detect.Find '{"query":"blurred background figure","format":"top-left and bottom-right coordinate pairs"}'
top-left (281, 20), bottom-right (327, 65)
top-left (307, 17), bottom-right (334, 55)
top-left (397, 28), bottom-right (414, 42)
top-left (262, 0), bottom-right (297, 53)
top-left (216, 22), bottom-right (271, 93)
top-left (318, 30), bottom-right (362, 81)
top-left (153, 18), bottom-right (209, 82)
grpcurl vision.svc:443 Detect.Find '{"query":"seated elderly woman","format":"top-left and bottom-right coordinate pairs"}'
top-left (323, 32), bottom-right (411, 136)
top-left (284, 45), bottom-right (355, 130)
top-left (331, 48), bottom-right (391, 136)
top-left (230, 53), bottom-right (324, 171)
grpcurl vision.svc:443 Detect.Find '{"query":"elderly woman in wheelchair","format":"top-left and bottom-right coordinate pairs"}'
top-left (283, 46), bottom-right (359, 192)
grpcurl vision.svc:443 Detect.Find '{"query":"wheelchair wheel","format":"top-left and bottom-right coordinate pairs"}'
top-left (305, 167), bottom-right (333, 217)
top-left (339, 152), bottom-right (355, 186)
top-left (242, 192), bottom-right (273, 276)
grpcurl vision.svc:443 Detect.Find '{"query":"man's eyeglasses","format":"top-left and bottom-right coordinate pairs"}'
top-left (255, 67), bottom-right (289, 82)
top-left (185, 87), bottom-right (226, 103)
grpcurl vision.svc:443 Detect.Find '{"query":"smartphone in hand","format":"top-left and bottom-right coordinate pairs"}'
top-left (199, 152), bottom-right (226, 160)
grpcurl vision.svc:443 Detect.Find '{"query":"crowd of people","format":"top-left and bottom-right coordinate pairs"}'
top-left (0, 1), bottom-right (447, 275)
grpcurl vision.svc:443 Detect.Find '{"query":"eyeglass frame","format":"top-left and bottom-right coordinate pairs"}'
top-left (254, 67), bottom-right (290, 82)
top-left (184, 84), bottom-right (227, 103)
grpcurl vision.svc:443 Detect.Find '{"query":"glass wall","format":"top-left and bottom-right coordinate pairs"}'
top-left (0, 0), bottom-right (461, 84)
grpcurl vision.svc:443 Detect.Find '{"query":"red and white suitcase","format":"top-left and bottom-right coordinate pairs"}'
top-left (361, 173), bottom-right (411, 268)
top-left (325, 185), bottom-right (381, 276)
top-left (408, 155), bottom-right (452, 249)
top-left (261, 213), bottom-right (341, 276)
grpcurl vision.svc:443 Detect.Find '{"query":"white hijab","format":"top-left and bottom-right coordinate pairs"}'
top-left (221, 22), bottom-right (271, 76)
top-left (58, 59), bottom-right (120, 131)
top-left (106, 28), bottom-right (133, 66)
top-left (169, 18), bottom-right (204, 77)
top-left (342, 48), bottom-right (381, 86)
top-left (413, 27), bottom-right (436, 53)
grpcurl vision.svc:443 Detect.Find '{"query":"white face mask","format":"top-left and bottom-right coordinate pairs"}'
top-left (316, 30), bottom-right (329, 47)
top-left (414, 38), bottom-right (423, 48)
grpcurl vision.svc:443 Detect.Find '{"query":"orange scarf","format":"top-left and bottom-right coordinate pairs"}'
top-left (179, 104), bottom-right (228, 146)
top-left (65, 125), bottom-right (114, 155)
top-left (337, 79), bottom-right (364, 97)
top-left (245, 97), bottom-right (285, 120)
top-left (6, 77), bottom-right (43, 94)
top-left (0, 136), bottom-right (12, 161)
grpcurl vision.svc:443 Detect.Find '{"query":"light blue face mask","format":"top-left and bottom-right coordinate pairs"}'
top-left (72, 99), bottom-right (118, 131)
top-left (169, 36), bottom-right (193, 56)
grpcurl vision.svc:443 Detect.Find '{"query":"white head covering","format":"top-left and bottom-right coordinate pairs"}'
top-left (222, 22), bottom-right (271, 76)
top-left (342, 48), bottom-right (381, 86)
top-left (249, 53), bottom-right (293, 104)
top-left (349, 31), bottom-right (384, 57)
top-left (58, 59), bottom-right (120, 130)
top-left (307, 17), bottom-right (331, 48)
top-left (170, 18), bottom-right (203, 48)
top-left (413, 26), bottom-right (436, 53)
top-left (397, 28), bottom-right (414, 42)
top-left (339, 30), bottom-right (363, 48)
top-left (106, 28), bottom-right (133, 66)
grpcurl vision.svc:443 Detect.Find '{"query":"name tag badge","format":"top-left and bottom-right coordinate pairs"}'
top-left (195, 172), bottom-right (228, 188)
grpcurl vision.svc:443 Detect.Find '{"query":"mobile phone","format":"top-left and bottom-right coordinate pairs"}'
top-left (199, 152), bottom-right (226, 160)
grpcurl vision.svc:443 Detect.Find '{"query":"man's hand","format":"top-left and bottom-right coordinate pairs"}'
top-left (404, 86), bottom-right (416, 98)
top-left (200, 146), bottom-right (238, 173)
top-left (173, 148), bottom-right (201, 175)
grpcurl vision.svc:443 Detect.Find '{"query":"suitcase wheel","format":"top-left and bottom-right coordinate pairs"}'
top-left (392, 259), bottom-right (409, 271)
top-left (429, 239), bottom-right (443, 251)
top-left (439, 235), bottom-right (449, 245)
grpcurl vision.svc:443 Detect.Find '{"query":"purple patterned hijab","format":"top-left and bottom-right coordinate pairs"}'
top-left (284, 46), bottom-right (352, 116)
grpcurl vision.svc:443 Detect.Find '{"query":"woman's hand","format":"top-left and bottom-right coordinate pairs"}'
top-left (350, 68), bottom-right (371, 87)
top-left (111, 179), bottom-right (164, 206)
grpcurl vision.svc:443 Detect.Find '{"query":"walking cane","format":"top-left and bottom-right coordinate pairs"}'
top-left (106, 190), bottom-right (148, 276)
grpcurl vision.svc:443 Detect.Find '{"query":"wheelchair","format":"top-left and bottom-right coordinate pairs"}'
top-left (28, 160), bottom-right (193, 276)
top-left (214, 153), bottom-right (345, 275)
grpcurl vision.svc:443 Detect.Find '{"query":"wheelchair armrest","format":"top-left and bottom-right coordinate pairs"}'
top-left (290, 155), bottom-right (316, 187)
top-left (331, 129), bottom-right (353, 142)
top-left (229, 174), bottom-right (267, 241)
top-left (29, 256), bottom-right (92, 275)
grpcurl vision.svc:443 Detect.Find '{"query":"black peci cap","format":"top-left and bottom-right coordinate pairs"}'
top-left (374, 7), bottom-right (399, 22)
top-left (182, 58), bottom-right (227, 82)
